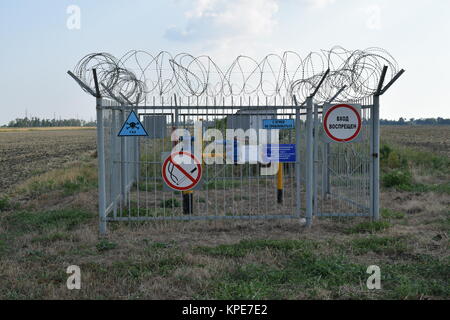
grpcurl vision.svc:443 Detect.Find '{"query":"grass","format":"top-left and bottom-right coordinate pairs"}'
top-left (31, 232), bottom-right (72, 245)
top-left (16, 162), bottom-right (97, 198)
top-left (96, 240), bottom-right (118, 252)
top-left (380, 142), bottom-right (450, 194)
top-left (160, 198), bottom-right (180, 208)
top-left (202, 241), bottom-right (366, 299)
top-left (0, 238), bottom-right (7, 256)
top-left (0, 126), bottom-right (449, 299)
top-left (198, 239), bottom-right (449, 299)
top-left (195, 239), bottom-right (315, 258)
top-left (5, 209), bottom-right (93, 234)
top-left (111, 255), bottom-right (187, 279)
top-left (381, 255), bottom-right (450, 298)
top-left (350, 236), bottom-right (408, 255)
top-left (345, 221), bottom-right (391, 234)
top-left (381, 208), bottom-right (406, 219)
top-left (0, 196), bottom-right (11, 212)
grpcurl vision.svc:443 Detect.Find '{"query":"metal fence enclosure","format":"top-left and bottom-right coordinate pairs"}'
top-left (95, 94), bottom-right (385, 233)
top-left (69, 48), bottom-right (404, 233)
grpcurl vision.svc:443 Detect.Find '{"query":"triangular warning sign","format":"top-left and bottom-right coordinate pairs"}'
top-left (118, 111), bottom-right (148, 136)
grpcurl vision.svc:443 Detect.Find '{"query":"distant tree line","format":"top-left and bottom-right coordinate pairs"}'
top-left (3, 116), bottom-right (449, 128)
top-left (380, 117), bottom-right (450, 125)
top-left (4, 117), bottom-right (96, 127)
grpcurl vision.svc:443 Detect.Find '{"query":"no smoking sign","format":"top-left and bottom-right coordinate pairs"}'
top-left (322, 104), bottom-right (362, 143)
top-left (162, 152), bottom-right (202, 191)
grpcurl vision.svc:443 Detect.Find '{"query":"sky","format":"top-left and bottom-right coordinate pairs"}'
top-left (0, 0), bottom-right (449, 125)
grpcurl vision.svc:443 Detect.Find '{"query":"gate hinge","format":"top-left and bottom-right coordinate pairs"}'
top-left (372, 153), bottom-right (379, 158)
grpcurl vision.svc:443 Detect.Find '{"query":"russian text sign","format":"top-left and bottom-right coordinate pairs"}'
top-left (322, 104), bottom-right (362, 142)
top-left (263, 119), bottom-right (294, 129)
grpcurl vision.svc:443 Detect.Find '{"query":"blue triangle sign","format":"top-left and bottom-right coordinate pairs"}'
top-left (118, 111), bottom-right (148, 136)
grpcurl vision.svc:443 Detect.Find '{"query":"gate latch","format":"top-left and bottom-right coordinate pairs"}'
top-left (372, 153), bottom-right (379, 158)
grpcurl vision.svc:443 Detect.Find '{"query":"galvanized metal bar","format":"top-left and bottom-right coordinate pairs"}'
top-left (294, 97), bottom-right (302, 219)
top-left (92, 69), bottom-right (101, 98)
top-left (380, 69), bottom-right (405, 95)
top-left (305, 97), bottom-right (314, 226)
top-left (110, 108), bottom-right (118, 218)
top-left (309, 68), bottom-right (330, 98)
top-left (313, 102), bottom-right (319, 216)
top-left (101, 83), bottom-right (125, 105)
top-left (107, 214), bottom-right (299, 222)
top-left (323, 143), bottom-right (330, 195)
top-left (120, 109), bottom-right (127, 205)
top-left (328, 86), bottom-right (346, 104)
top-left (371, 95), bottom-right (380, 220)
top-left (96, 98), bottom-right (107, 234)
top-left (315, 213), bottom-right (371, 217)
top-left (67, 71), bottom-right (97, 97)
top-left (376, 66), bottom-right (388, 95)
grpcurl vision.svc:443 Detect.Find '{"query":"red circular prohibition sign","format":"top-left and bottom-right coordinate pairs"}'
top-left (323, 104), bottom-right (362, 142)
top-left (162, 151), bottom-right (202, 191)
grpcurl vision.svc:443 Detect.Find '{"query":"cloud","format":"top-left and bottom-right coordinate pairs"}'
top-left (307, 0), bottom-right (335, 9)
top-left (165, 0), bottom-right (279, 43)
top-left (164, 0), bottom-right (337, 58)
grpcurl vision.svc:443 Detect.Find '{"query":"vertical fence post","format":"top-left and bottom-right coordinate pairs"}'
top-left (133, 108), bottom-right (139, 185)
top-left (295, 102), bottom-right (302, 219)
top-left (110, 107), bottom-right (118, 218)
top-left (313, 102), bottom-right (319, 215)
top-left (323, 143), bottom-right (330, 195)
top-left (120, 109), bottom-right (127, 204)
top-left (96, 98), bottom-right (107, 234)
top-left (371, 95), bottom-right (380, 220)
top-left (305, 97), bottom-right (314, 227)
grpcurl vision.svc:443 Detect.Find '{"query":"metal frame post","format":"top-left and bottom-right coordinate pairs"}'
top-left (371, 94), bottom-right (380, 220)
top-left (305, 97), bottom-right (314, 227)
top-left (133, 108), bottom-right (140, 184)
top-left (295, 103), bottom-right (302, 219)
top-left (313, 102), bottom-right (319, 215)
top-left (110, 107), bottom-right (118, 218)
top-left (323, 143), bottom-right (330, 195)
top-left (96, 98), bottom-right (107, 234)
top-left (120, 109), bottom-right (127, 203)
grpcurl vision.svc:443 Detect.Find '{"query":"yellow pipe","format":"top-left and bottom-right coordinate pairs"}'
top-left (277, 163), bottom-right (283, 189)
top-left (277, 162), bottom-right (283, 203)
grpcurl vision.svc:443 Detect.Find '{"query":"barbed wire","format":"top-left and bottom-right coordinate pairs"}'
top-left (72, 46), bottom-right (398, 105)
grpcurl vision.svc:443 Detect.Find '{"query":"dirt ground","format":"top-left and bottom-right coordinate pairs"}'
top-left (0, 128), bottom-right (96, 192)
top-left (0, 126), bottom-right (448, 299)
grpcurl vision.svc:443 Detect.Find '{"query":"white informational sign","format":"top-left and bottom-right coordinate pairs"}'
top-left (322, 104), bottom-right (362, 143)
top-left (162, 152), bottom-right (202, 191)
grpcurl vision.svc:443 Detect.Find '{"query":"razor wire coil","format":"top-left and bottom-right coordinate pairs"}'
top-left (73, 46), bottom-right (398, 105)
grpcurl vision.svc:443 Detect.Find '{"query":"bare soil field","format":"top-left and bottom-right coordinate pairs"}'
top-left (0, 128), bottom-right (96, 192)
top-left (0, 126), bottom-right (448, 300)
top-left (381, 125), bottom-right (450, 157)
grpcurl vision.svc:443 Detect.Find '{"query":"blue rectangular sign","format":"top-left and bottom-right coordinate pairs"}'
top-left (264, 144), bottom-right (296, 163)
top-left (263, 119), bottom-right (294, 129)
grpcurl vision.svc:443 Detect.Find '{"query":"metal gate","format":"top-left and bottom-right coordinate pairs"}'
top-left (68, 48), bottom-right (404, 233)
top-left (96, 97), bottom-right (306, 234)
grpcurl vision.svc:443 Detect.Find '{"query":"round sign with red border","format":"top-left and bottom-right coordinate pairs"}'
top-left (323, 104), bottom-right (362, 142)
top-left (162, 151), bottom-right (202, 191)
